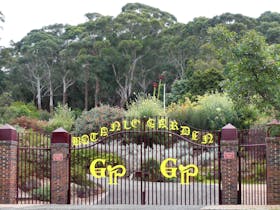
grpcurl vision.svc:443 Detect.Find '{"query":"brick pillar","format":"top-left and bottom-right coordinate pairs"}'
top-left (51, 128), bottom-right (70, 204)
top-left (220, 123), bottom-right (238, 204)
top-left (0, 124), bottom-right (18, 204)
top-left (266, 120), bottom-right (280, 204)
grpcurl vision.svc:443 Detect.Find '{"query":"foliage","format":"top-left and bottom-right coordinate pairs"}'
top-left (141, 159), bottom-right (164, 182)
top-left (10, 116), bottom-right (47, 133)
top-left (167, 93), bottom-right (258, 129)
top-left (71, 149), bottom-right (124, 187)
top-left (126, 95), bottom-right (165, 118)
top-left (1, 5), bottom-right (280, 120)
top-left (267, 125), bottom-right (280, 137)
top-left (0, 92), bottom-right (13, 123)
top-left (38, 110), bottom-right (51, 121)
top-left (74, 105), bottom-right (125, 135)
top-left (31, 185), bottom-right (50, 201)
top-left (45, 104), bottom-right (75, 133)
top-left (0, 101), bottom-right (40, 123)
top-left (166, 98), bottom-right (193, 124)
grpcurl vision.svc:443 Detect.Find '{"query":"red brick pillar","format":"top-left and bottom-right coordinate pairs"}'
top-left (51, 128), bottom-right (70, 204)
top-left (266, 120), bottom-right (280, 204)
top-left (0, 124), bottom-right (18, 204)
top-left (220, 123), bottom-right (238, 204)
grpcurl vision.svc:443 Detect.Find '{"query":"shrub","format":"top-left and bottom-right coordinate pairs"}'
top-left (167, 93), bottom-right (259, 130)
top-left (126, 95), bottom-right (165, 118)
top-left (186, 93), bottom-right (239, 130)
top-left (31, 185), bottom-right (50, 201)
top-left (18, 177), bottom-right (40, 192)
top-left (166, 98), bottom-right (193, 124)
top-left (141, 159), bottom-right (162, 182)
top-left (0, 101), bottom-right (40, 123)
top-left (74, 105), bottom-right (125, 135)
top-left (71, 149), bottom-right (124, 189)
top-left (44, 104), bottom-right (75, 133)
top-left (38, 110), bottom-right (51, 121)
top-left (10, 116), bottom-right (47, 133)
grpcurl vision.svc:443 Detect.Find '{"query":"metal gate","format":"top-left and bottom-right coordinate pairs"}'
top-left (238, 127), bottom-right (267, 205)
top-left (17, 132), bottom-right (51, 204)
top-left (70, 118), bottom-right (221, 205)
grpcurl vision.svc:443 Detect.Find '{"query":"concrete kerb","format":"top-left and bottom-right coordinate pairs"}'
top-left (0, 205), bottom-right (279, 210)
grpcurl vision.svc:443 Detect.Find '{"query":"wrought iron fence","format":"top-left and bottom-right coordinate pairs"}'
top-left (17, 132), bottom-right (51, 204)
top-left (238, 128), bottom-right (267, 205)
top-left (70, 118), bottom-right (221, 205)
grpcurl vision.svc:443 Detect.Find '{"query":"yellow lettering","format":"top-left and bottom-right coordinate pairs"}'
top-left (123, 120), bottom-right (131, 130)
top-left (89, 159), bottom-right (107, 178)
top-left (100, 127), bottom-right (109, 137)
top-left (109, 121), bottom-right (121, 132)
top-left (180, 126), bottom-right (191, 136)
top-left (72, 137), bottom-right (80, 146)
top-left (107, 165), bottom-right (126, 185)
top-left (178, 164), bottom-right (198, 184)
top-left (131, 119), bottom-right (140, 129)
top-left (90, 132), bottom-right (98, 142)
top-left (191, 131), bottom-right (199, 141)
top-left (160, 158), bottom-right (177, 178)
top-left (169, 120), bottom-right (179, 131)
top-left (146, 118), bottom-right (155, 129)
top-left (202, 133), bottom-right (214, 144)
top-left (158, 118), bottom-right (168, 129)
top-left (81, 134), bottom-right (89, 145)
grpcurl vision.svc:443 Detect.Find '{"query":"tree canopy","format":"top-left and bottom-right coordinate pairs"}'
top-left (0, 4), bottom-right (279, 117)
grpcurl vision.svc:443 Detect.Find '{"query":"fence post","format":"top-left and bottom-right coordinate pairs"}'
top-left (51, 127), bottom-right (70, 204)
top-left (266, 120), bottom-right (280, 204)
top-left (220, 123), bottom-right (238, 204)
top-left (0, 124), bottom-right (18, 204)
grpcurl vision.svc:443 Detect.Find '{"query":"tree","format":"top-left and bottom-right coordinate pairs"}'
top-left (14, 29), bottom-right (62, 111)
top-left (226, 30), bottom-right (280, 113)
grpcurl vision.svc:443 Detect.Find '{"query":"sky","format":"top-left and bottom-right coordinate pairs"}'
top-left (1, 0), bottom-right (280, 47)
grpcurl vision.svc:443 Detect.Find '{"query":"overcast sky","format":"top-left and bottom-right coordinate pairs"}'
top-left (1, 0), bottom-right (280, 47)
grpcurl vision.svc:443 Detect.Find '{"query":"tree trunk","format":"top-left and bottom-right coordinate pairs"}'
top-left (94, 75), bottom-right (100, 107)
top-left (84, 67), bottom-right (89, 111)
top-left (49, 83), bottom-right (54, 113)
top-left (36, 78), bottom-right (42, 110)
top-left (62, 77), bottom-right (67, 106)
top-left (48, 71), bottom-right (54, 113)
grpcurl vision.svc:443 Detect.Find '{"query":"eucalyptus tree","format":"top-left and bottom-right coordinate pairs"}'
top-left (104, 3), bottom-right (177, 106)
top-left (14, 28), bottom-right (62, 111)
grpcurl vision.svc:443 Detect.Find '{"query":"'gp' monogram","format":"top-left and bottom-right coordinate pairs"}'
top-left (160, 158), bottom-right (198, 184)
top-left (89, 159), bottom-right (126, 185)
top-left (89, 158), bottom-right (198, 185)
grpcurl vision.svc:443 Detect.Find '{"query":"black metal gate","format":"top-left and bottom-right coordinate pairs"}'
top-left (70, 118), bottom-right (221, 205)
top-left (238, 127), bottom-right (267, 205)
top-left (17, 132), bottom-right (51, 204)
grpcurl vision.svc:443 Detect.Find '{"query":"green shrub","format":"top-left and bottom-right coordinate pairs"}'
top-left (38, 110), bottom-right (51, 121)
top-left (141, 159), bottom-right (162, 182)
top-left (126, 95), bottom-right (165, 118)
top-left (267, 124), bottom-right (280, 137)
top-left (166, 98), bottom-right (193, 124)
top-left (71, 149), bottom-right (124, 187)
top-left (167, 93), bottom-right (257, 130)
top-left (74, 105), bottom-right (125, 135)
top-left (45, 104), bottom-right (75, 133)
top-left (31, 185), bottom-right (50, 201)
top-left (0, 101), bottom-right (40, 123)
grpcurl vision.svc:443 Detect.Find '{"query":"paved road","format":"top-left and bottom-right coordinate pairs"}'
top-left (0, 205), bottom-right (279, 210)
top-left (78, 177), bottom-right (219, 205)
top-left (0, 205), bottom-right (203, 210)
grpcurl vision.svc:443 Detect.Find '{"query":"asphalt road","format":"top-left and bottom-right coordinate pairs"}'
top-left (71, 177), bottom-right (219, 205)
